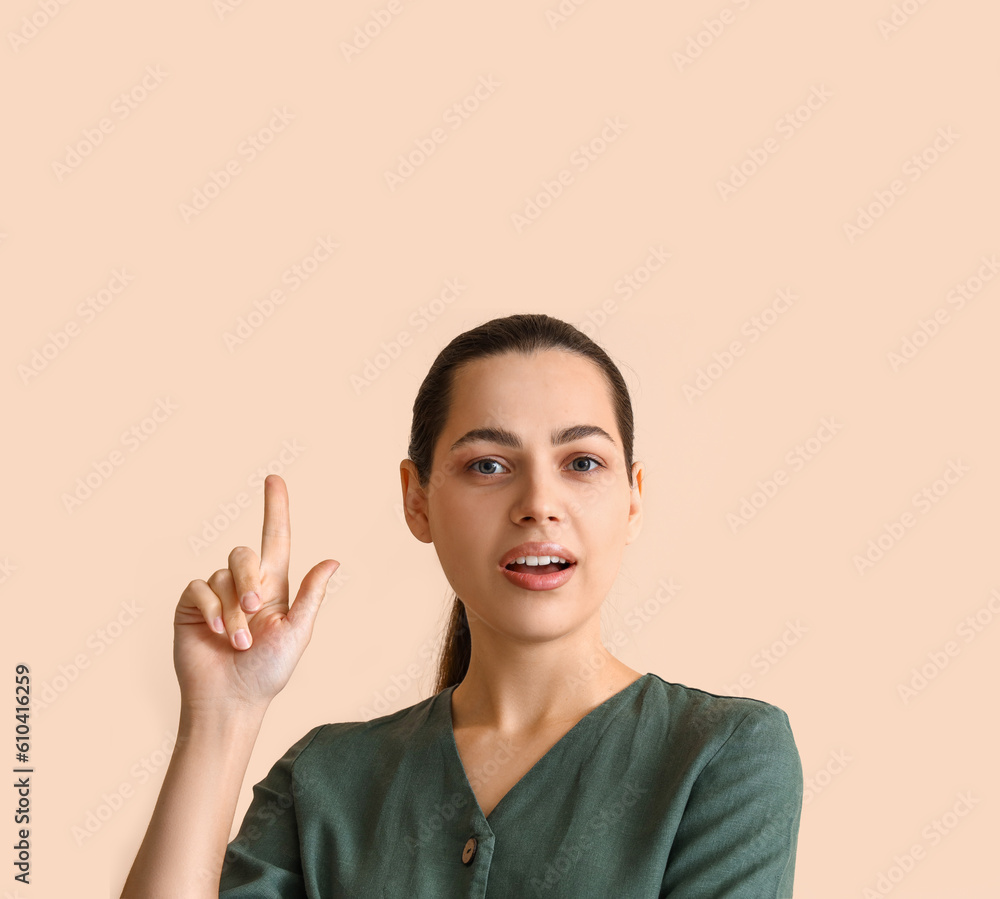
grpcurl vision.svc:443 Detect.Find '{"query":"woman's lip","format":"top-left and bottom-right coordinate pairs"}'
top-left (498, 544), bottom-right (577, 566)
top-left (499, 562), bottom-right (576, 591)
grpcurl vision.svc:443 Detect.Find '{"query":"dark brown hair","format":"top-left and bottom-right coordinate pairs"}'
top-left (405, 314), bottom-right (637, 696)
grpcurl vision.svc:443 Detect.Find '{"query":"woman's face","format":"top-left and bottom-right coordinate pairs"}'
top-left (413, 349), bottom-right (643, 645)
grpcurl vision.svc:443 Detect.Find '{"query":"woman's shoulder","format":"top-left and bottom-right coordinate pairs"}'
top-left (282, 688), bottom-right (449, 771)
top-left (638, 672), bottom-right (797, 750)
top-left (643, 670), bottom-right (790, 707)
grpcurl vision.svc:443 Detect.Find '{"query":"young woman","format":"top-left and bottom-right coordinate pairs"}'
top-left (121, 313), bottom-right (802, 898)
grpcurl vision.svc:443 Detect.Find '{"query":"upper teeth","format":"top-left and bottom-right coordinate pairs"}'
top-left (511, 555), bottom-right (568, 565)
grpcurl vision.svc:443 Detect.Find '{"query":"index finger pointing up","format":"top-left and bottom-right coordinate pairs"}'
top-left (260, 474), bottom-right (291, 581)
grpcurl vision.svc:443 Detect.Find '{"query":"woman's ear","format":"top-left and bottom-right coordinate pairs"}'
top-left (625, 461), bottom-right (643, 545)
top-left (399, 460), bottom-right (433, 543)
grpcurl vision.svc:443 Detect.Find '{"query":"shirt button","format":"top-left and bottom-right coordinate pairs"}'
top-left (462, 836), bottom-right (478, 865)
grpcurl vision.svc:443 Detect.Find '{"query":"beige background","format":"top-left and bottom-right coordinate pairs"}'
top-left (1, 1), bottom-right (997, 896)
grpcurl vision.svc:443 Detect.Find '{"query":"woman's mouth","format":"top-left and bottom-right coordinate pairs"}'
top-left (505, 561), bottom-right (567, 575)
top-left (500, 560), bottom-right (576, 590)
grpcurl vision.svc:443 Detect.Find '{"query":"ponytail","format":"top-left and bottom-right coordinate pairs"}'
top-left (433, 596), bottom-right (471, 695)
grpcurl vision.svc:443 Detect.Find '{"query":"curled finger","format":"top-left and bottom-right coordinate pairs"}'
top-left (208, 567), bottom-right (252, 651)
top-left (177, 578), bottom-right (226, 634)
top-left (228, 545), bottom-right (264, 614)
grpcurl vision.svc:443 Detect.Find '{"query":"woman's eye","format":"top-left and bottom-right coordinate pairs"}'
top-left (468, 456), bottom-right (604, 476)
top-left (470, 458), bottom-right (506, 476)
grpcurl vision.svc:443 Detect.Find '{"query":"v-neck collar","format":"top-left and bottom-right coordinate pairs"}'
top-left (441, 673), bottom-right (652, 825)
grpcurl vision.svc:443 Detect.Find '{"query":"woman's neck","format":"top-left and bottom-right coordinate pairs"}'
top-left (450, 642), bottom-right (643, 736)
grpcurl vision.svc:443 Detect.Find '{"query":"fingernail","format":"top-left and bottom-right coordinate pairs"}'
top-left (234, 629), bottom-right (251, 650)
top-left (241, 591), bottom-right (261, 612)
top-left (212, 616), bottom-right (224, 634)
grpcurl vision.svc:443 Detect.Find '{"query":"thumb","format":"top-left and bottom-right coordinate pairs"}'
top-left (286, 559), bottom-right (341, 640)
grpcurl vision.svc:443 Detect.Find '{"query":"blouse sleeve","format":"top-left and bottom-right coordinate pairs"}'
top-left (217, 724), bottom-right (326, 898)
top-left (661, 703), bottom-right (803, 899)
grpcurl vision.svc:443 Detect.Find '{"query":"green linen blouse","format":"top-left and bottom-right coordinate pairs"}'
top-left (218, 672), bottom-right (802, 897)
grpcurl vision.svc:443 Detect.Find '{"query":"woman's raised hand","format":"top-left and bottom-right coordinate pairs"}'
top-left (173, 474), bottom-right (340, 715)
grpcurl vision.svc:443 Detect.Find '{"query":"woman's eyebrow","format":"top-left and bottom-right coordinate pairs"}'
top-left (448, 424), bottom-right (617, 453)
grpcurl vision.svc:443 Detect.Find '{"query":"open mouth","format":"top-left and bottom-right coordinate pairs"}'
top-left (504, 561), bottom-right (573, 575)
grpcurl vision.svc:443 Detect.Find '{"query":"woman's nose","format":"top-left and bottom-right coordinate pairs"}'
top-left (510, 469), bottom-right (566, 524)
